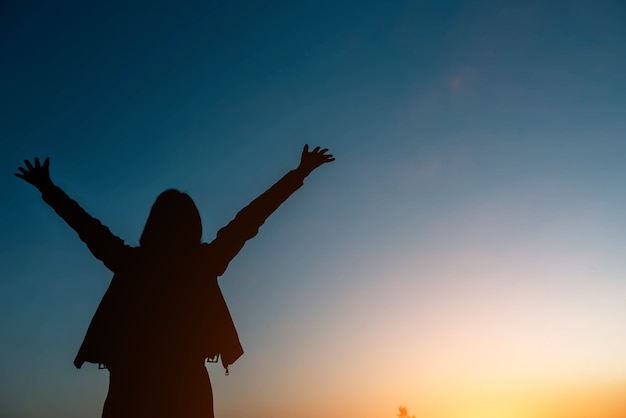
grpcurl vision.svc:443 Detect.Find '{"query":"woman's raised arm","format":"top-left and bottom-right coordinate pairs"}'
top-left (207, 145), bottom-right (334, 276)
top-left (15, 157), bottom-right (133, 272)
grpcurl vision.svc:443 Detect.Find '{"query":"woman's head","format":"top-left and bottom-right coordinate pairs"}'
top-left (140, 189), bottom-right (202, 251)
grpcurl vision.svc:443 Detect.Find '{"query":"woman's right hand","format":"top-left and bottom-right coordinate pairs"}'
top-left (297, 144), bottom-right (335, 175)
top-left (15, 157), bottom-right (54, 191)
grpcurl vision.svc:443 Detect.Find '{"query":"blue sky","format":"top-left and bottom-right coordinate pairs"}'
top-left (2, 1), bottom-right (626, 417)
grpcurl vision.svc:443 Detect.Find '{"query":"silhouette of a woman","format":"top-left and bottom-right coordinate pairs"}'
top-left (15, 145), bottom-right (334, 418)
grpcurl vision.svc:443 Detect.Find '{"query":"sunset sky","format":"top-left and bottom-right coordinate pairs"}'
top-left (1, 1), bottom-right (626, 417)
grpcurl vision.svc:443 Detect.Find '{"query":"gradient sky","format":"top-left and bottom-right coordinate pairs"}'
top-left (1, 1), bottom-right (626, 417)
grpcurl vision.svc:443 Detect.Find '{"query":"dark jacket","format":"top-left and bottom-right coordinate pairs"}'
top-left (41, 169), bottom-right (306, 372)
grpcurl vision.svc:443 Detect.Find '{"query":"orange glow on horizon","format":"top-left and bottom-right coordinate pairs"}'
top-left (399, 378), bottom-right (626, 418)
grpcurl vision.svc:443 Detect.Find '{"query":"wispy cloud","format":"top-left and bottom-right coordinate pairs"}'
top-left (449, 76), bottom-right (463, 90)
top-left (401, 66), bottom-right (480, 120)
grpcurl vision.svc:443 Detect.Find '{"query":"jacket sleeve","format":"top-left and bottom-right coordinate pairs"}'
top-left (208, 168), bottom-right (307, 276)
top-left (41, 185), bottom-right (133, 272)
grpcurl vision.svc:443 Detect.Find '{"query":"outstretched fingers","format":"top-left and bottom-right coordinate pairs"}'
top-left (299, 144), bottom-right (335, 171)
top-left (14, 165), bottom-right (28, 179)
top-left (35, 157), bottom-right (46, 169)
top-left (14, 165), bottom-right (29, 181)
top-left (14, 157), bottom-right (53, 189)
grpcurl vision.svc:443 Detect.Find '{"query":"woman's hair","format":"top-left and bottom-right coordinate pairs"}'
top-left (139, 189), bottom-right (202, 250)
